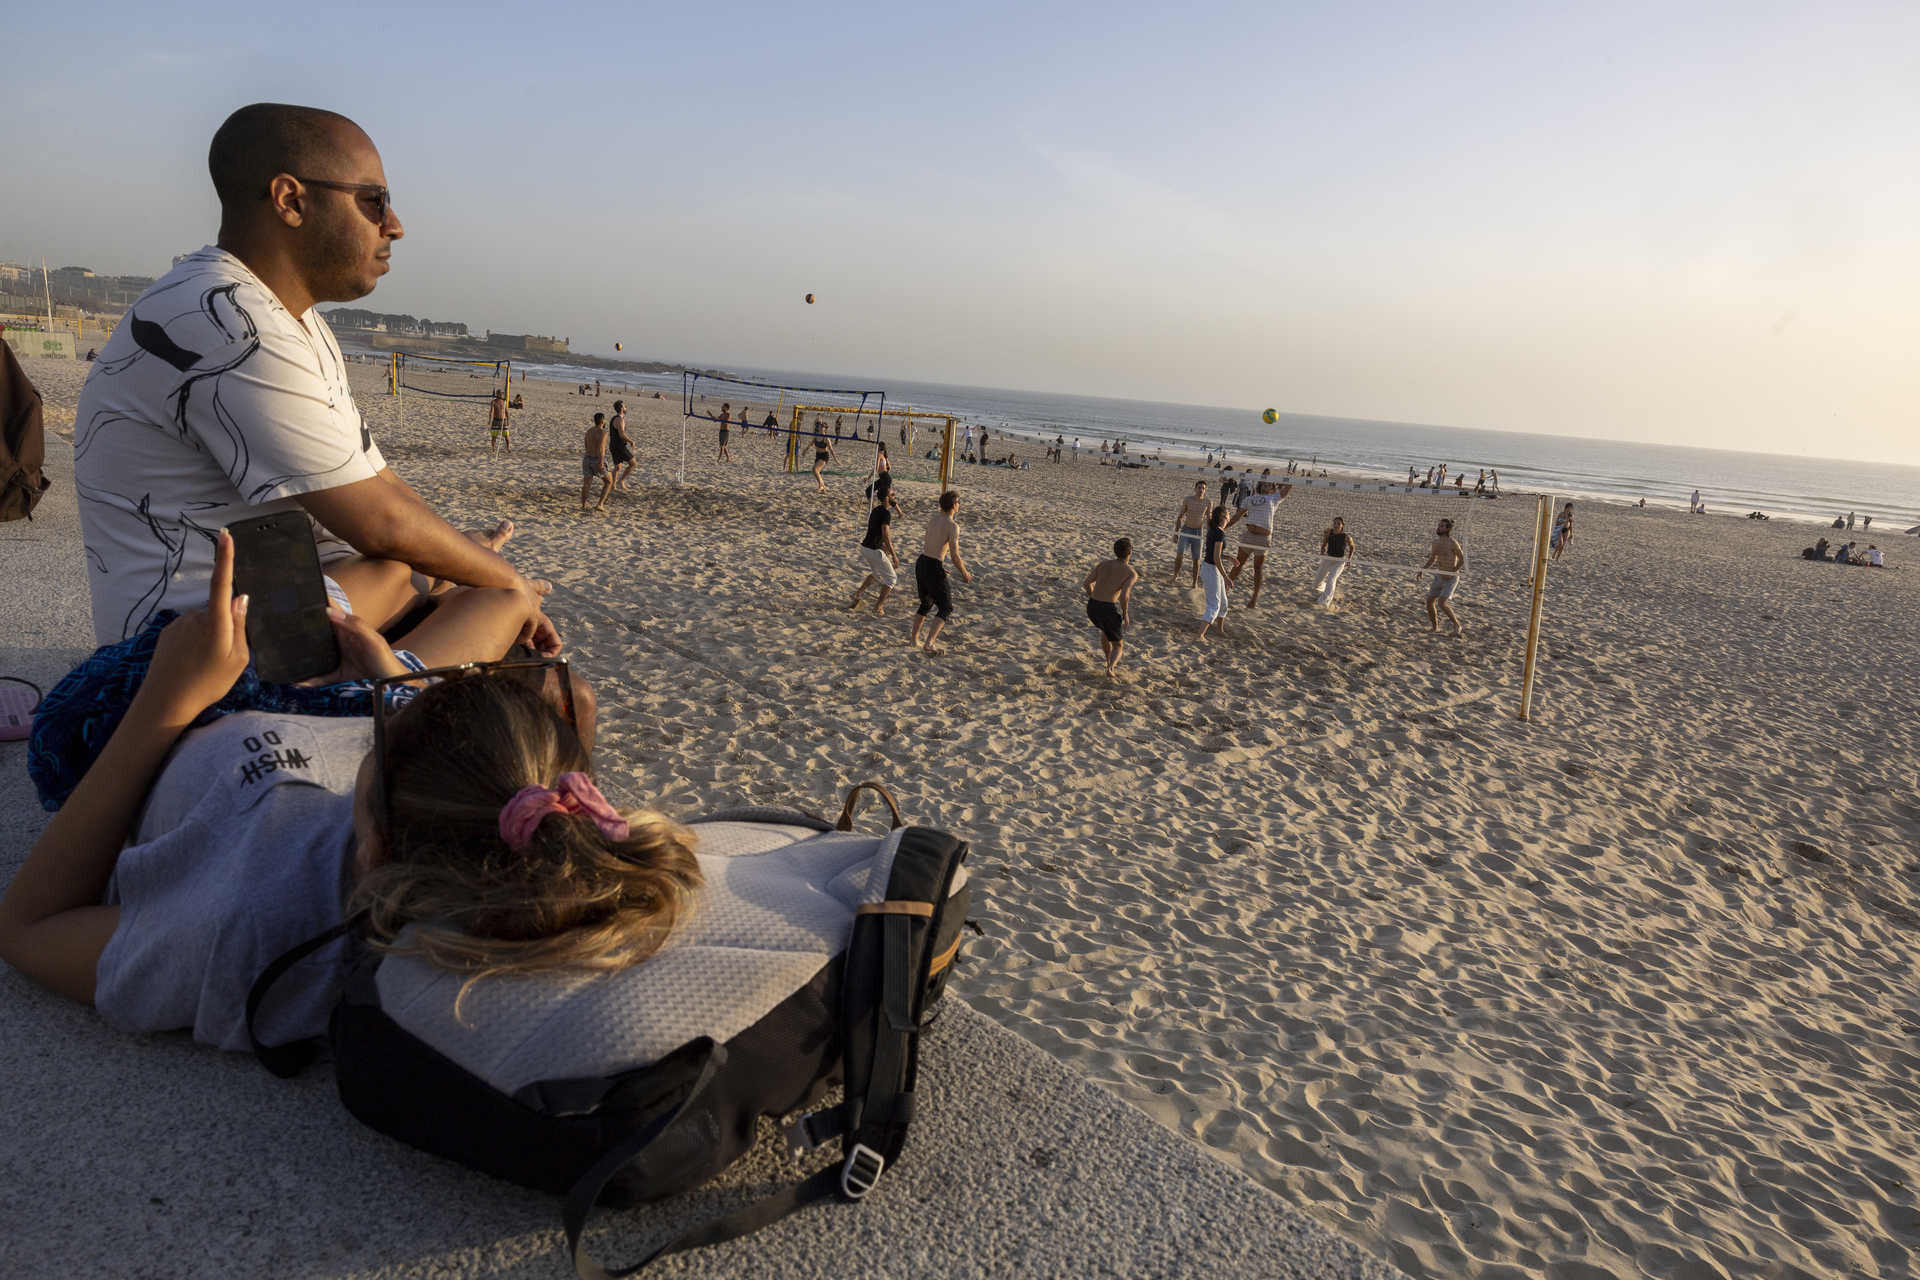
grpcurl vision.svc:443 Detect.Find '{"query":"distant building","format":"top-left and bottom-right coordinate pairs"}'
top-left (484, 331), bottom-right (569, 355)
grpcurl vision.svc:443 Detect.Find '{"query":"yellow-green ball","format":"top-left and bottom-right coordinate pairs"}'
top-left (1261, 407), bottom-right (1278, 424)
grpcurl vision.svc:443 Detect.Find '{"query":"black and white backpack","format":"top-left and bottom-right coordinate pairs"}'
top-left (248, 783), bottom-right (972, 1277)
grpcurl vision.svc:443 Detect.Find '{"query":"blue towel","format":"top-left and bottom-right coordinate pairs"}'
top-left (27, 611), bottom-right (418, 812)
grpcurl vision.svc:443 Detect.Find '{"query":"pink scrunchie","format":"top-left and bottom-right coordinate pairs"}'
top-left (498, 772), bottom-right (630, 850)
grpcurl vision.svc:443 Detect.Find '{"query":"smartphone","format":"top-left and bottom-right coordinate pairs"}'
top-left (226, 512), bottom-right (341, 684)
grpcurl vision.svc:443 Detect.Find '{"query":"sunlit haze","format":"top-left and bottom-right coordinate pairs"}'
top-left (6, 1), bottom-right (1916, 465)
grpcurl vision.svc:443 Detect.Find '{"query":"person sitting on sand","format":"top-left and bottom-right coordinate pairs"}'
top-left (581, 413), bottom-right (612, 512)
top-left (1083, 538), bottom-right (1138, 678)
top-left (1865, 545), bottom-right (1885, 567)
top-left (1171, 480), bottom-right (1210, 588)
top-left (1802, 538), bottom-right (1831, 561)
top-left (1315, 516), bottom-right (1356, 608)
top-left (1834, 542), bottom-right (1855, 565)
top-left (849, 493), bottom-right (903, 614)
top-left (910, 490), bottom-right (972, 654)
top-left (607, 400), bottom-right (635, 491)
top-left (0, 553), bottom-right (698, 1058)
top-left (71, 103), bottom-right (556, 657)
top-left (1416, 517), bottom-right (1467, 637)
top-left (510, 393), bottom-right (524, 410)
top-left (1198, 505), bottom-right (1230, 641)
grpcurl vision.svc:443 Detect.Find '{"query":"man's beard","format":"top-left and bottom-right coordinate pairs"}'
top-left (306, 212), bottom-right (379, 302)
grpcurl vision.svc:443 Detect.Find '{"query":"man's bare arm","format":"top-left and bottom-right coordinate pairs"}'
top-left (947, 530), bottom-right (970, 580)
top-left (297, 475), bottom-right (526, 590)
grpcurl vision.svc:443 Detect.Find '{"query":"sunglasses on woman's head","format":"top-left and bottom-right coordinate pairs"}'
top-left (368, 657), bottom-right (576, 845)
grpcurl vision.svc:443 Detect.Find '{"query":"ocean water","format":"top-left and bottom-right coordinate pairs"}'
top-left (501, 356), bottom-right (1920, 531)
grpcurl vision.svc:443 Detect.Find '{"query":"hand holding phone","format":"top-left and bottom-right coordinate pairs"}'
top-left (225, 512), bottom-right (342, 684)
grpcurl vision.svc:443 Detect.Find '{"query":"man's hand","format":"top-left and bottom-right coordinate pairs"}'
top-left (135, 530), bottom-right (251, 723)
top-left (960, 569), bottom-right (974, 585)
top-left (520, 609), bottom-right (563, 657)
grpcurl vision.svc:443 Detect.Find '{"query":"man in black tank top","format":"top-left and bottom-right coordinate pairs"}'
top-left (1315, 516), bottom-right (1356, 608)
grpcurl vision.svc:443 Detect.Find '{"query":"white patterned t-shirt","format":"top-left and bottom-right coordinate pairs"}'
top-left (73, 246), bottom-right (386, 645)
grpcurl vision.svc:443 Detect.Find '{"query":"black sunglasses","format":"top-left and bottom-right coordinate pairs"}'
top-left (368, 657), bottom-right (576, 845)
top-left (292, 176), bottom-right (393, 221)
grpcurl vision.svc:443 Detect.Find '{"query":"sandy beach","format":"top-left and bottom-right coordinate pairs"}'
top-left (22, 352), bottom-right (1920, 1280)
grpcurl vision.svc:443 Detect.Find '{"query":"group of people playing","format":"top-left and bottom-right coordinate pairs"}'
top-left (1407, 463), bottom-right (1500, 495)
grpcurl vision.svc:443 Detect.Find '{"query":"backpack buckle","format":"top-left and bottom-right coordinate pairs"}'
top-left (840, 1143), bottom-right (885, 1200)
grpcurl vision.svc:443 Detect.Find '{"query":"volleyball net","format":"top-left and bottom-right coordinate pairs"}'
top-left (391, 352), bottom-right (511, 401)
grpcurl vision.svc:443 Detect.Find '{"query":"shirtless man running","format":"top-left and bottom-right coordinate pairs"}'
top-left (1083, 538), bottom-right (1139, 677)
top-left (1171, 480), bottom-right (1209, 588)
top-left (1416, 516), bottom-right (1467, 636)
top-left (1224, 480), bottom-right (1292, 608)
top-left (910, 489), bottom-right (973, 653)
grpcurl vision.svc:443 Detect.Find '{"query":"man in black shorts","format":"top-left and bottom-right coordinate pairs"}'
top-left (1082, 537), bottom-right (1138, 678)
top-left (910, 489), bottom-right (972, 653)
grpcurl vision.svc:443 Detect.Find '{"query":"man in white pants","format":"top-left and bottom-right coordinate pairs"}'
top-left (1315, 516), bottom-right (1355, 607)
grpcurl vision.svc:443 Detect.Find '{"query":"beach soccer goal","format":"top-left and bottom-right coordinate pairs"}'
top-left (785, 405), bottom-right (957, 487)
top-left (390, 352), bottom-right (511, 401)
top-left (1155, 470), bottom-right (1556, 715)
top-left (678, 372), bottom-right (890, 486)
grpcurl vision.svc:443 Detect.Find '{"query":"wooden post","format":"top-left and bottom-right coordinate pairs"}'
top-left (1518, 494), bottom-right (1552, 721)
top-left (939, 418), bottom-right (955, 491)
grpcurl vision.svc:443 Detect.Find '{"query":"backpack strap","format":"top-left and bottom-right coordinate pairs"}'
top-left (834, 781), bottom-right (902, 832)
top-left (245, 911), bottom-right (366, 1078)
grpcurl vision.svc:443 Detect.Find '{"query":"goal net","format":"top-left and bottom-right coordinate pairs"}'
top-left (392, 352), bottom-right (511, 401)
top-left (678, 372), bottom-right (891, 485)
top-left (1167, 471), bottom-right (1549, 625)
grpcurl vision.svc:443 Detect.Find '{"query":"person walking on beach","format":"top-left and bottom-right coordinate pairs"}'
top-left (581, 412), bottom-right (612, 512)
top-left (961, 423), bottom-right (975, 463)
top-left (848, 493), bottom-right (903, 614)
top-left (1416, 517), bottom-right (1466, 637)
top-left (1315, 516), bottom-right (1356, 608)
top-left (811, 426), bottom-right (836, 491)
top-left (910, 490), bottom-right (972, 653)
top-left (488, 388), bottom-right (511, 453)
top-left (1224, 481), bottom-right (1291, 608)
top-left (606, 400), bottom-right (634, 491)
top-left (1083, 538), bottom-right (1138, 677)
top-left (717, 402), bottom-right (732, 463)
top-left (1550, 501), bottom-right (1574, 561)
top-left (1198, 505), bottom-right (1231, 641)
top-left (1171, 480), bottom-right (1210, 588)
top-left (1690, 488), bottom-right (1701, 513)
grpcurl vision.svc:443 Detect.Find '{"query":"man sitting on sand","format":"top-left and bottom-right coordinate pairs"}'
top-left (910, 490), bottom-right (973, 654)
top-left (1171, 480), bottom-right (1209, 588)
top-left (848, 493), bottom-right (903, 614)
top-left (1083, 538), bottom-right (1138, 677)
top-left (581, 412), bottom-right (611, 512)
top-left (71, 102), bottom-right (557, 655)
top-left (1416, 517), bottom-right (1466, 637)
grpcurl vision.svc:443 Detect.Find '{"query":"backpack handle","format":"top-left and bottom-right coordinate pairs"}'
top-left (835, 781), bottom-right (902, 832)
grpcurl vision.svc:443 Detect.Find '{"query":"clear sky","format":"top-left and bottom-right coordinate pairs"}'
top-left (6, 1), bottom-right (1916, 465)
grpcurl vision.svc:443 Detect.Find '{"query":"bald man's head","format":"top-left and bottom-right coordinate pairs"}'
top-left (208, 103), bottom-right (402, 305)
top-left (209, 104), bottom-right (364, 211)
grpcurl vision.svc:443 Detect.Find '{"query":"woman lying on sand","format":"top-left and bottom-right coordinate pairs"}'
top-left (0, 534), bottom-right (700, 1051)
